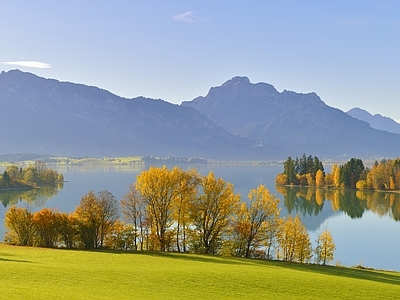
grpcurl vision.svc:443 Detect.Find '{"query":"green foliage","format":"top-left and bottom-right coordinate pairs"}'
top-left (278, 154), bottom-right (324, 186)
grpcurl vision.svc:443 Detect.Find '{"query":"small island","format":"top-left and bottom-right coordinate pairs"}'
top-left (276, 154), bottom-right (400, 191)
top-left (0, 160), bottom-right (63, 190)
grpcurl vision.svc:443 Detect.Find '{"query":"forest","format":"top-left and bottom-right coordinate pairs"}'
top-left (4, 166), bottom-right (335, 266)
top-left (275, 154), bottom-right (400, 190)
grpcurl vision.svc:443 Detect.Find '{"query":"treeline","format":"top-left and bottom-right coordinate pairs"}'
top-left (0, 160), bottom-right (64, 189)
top-left (4, 166), bottom-right (335, 265)
top-left (276, 154), bottom-right (400, 190)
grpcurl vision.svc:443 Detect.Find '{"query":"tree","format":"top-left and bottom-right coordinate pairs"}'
top-left (97, 190), bottom-right (120, 248)
top-left (4, 206), bottom-right (35, 246)
top-left (6, 165), bottom-right (20, 182)
top-left (277, 215), bottom-right (312, 262)
top-left (35, 160), bottom-right (48, 178)
top-left (172, 168), bottom-right (200, 252)
top-left (32, 208), bottom-right (59, 248)
top-left (231, 185), bottom-right (280, 258)
top-left (283, 157), bottom-right (296, 184)
top-left (332, 164), bottom-right (341, 188)
top-left (56, 212), bottom-right (79, 249)
top-left (315, 228), bottom-right (336, 265)
top-left (74, 190), bottom-right (119, 249)
top-left (135, 166), bottom-right (182, 251)
top-left (189, 171), bottom-right (240, 255)
top-left (121, 184), bottom-right (147, 250)
top-left (315, 169), bottom-right (325, 187)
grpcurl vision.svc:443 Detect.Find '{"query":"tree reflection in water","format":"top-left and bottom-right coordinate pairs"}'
top-left (276, 185), bottom-right (400, 221)
top-left (0, 183), bottom-right (63, 208)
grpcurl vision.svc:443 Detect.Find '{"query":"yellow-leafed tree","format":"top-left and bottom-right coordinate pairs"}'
top-left (135, 166), bottom-right (182, 251)
top-left (4, 206), bottom-right (35, 246)
top-left (232, 185), bottom-right (280, 258)
top-left (189, 171), bottom-right (240, 255)
top-left (277, 215), bottom-right (312, 263)
top-left (315, 228), bottom-right (336, 265)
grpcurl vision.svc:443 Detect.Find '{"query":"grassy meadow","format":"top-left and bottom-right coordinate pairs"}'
top-left (0, 243), bottom-right (399, 299)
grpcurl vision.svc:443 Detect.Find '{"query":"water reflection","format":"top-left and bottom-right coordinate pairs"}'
top-left (0, 183), bottom-right (63, 208)
top-left (276, 185), bottom-right (400, 221)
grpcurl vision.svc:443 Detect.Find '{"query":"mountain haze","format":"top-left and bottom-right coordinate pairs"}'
top-left (182, 76), bottom-right (400, 159)
top-left (0, 70), bottom-right (250, 159)
top-left (2, 70), bottom-right (400, 160)
top-left (347, 107), bottom-right (400, 134)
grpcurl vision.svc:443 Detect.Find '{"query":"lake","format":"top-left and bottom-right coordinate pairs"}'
top-left (1, 163), bottom-right (399, 271)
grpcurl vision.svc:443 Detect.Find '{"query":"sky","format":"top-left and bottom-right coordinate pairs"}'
top-left (1, 1), bottom-right (400, 121)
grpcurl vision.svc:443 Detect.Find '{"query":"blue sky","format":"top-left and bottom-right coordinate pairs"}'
top-left (2, 1), bottom-right (400, 121)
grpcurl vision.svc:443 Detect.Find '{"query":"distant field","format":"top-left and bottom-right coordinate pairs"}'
top-left (0, 243), bottom-right (399, 299)
top-left (0, 156), bottom-right (144, 167)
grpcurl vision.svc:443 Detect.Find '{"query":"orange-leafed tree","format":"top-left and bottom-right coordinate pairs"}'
top-left (32, 208), bottom-right (59, 248)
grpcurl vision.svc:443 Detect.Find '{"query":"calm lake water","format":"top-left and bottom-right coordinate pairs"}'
top-left (0, 164), bottom-right (399, 271)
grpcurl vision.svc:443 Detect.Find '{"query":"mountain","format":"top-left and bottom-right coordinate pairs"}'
top-left (182, 76), bottom-right (400, 159)
top-left (0, 70), bottom-right (252, 159)
top-left (3, 71), bottom-right (400, 160)
top-left (347, 107), bottom-right (400, 134)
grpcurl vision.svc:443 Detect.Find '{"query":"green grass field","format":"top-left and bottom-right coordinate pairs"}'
top-left (0, 243), bottom-right (399, 299)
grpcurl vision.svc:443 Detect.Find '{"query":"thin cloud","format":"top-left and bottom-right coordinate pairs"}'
top-left (173, 11), bottom-right (198, 22)
top-left (2, 61), bottom-right (52, 69)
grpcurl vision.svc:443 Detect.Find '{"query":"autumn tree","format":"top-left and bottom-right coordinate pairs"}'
top-left (121, 184), bottom-right (147, 250)
top-left (332, 164), bottom-right (341, 188)
top-left (189, 171), bottom-right (240, 255)
top-left (74, 190), bottom-right (119, 249)
top-left (32, 208), bottom-right (59, 248)
top-left (277, 215), bottom-right (312, 263)
top-left (105, 220), bottom-right (136, 250)
top-left (97, 190), bottom-right (120, 248)
top-left (6, 165), bottom-right (20, 182)
top-left (315, 169), bottom-right (325, 187)
top-left (315, 228), bottom-right (336, 265)
top-left (135, 166), bottom-right (182, 251)
top-left (56, 212), bottom-right (79, 249)
top-left (231, 185), bottom-right (280, 258)
top-left (172, 168), bottom-right (200, 252)
top-left (4, 206), bottom-right (35, 246)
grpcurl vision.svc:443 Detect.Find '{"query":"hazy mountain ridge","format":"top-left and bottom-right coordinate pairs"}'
top-left (0, 70), bottom-right (251, 159)
top-left (347, 107), bottom-right (400, 134)
top-left (2, 70), bottom-right (400, 160)
top-left (182, 76), bottom-right (400, 159)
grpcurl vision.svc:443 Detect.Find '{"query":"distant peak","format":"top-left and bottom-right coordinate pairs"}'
top-left (222, 76), bottom-right (250, 87)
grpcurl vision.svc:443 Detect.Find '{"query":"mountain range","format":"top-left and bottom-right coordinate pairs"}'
top-left (347, 107), bottom-right (400, 134)
top-left (1, 70), bottom-right (400, 160)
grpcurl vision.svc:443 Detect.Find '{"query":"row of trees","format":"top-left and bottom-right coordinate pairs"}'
top-left (277, 155), bottom-right (400, 191)
top-left (0, 161), bottom-right (64, 189)
top-left (4, 166), bottom-right (336, 265)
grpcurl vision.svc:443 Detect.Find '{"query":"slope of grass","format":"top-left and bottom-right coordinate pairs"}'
top-left (0, 243), bottom-right (399, 299)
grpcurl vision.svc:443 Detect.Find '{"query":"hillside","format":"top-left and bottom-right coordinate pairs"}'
top-left (182, 76), bottom-right (400, 159)
top-left (347, 107), bottom-right (400, 134)
top-left (2, 70), bottom-right (400, 160)
top-left (0, 70), bottom-right (251, 159)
